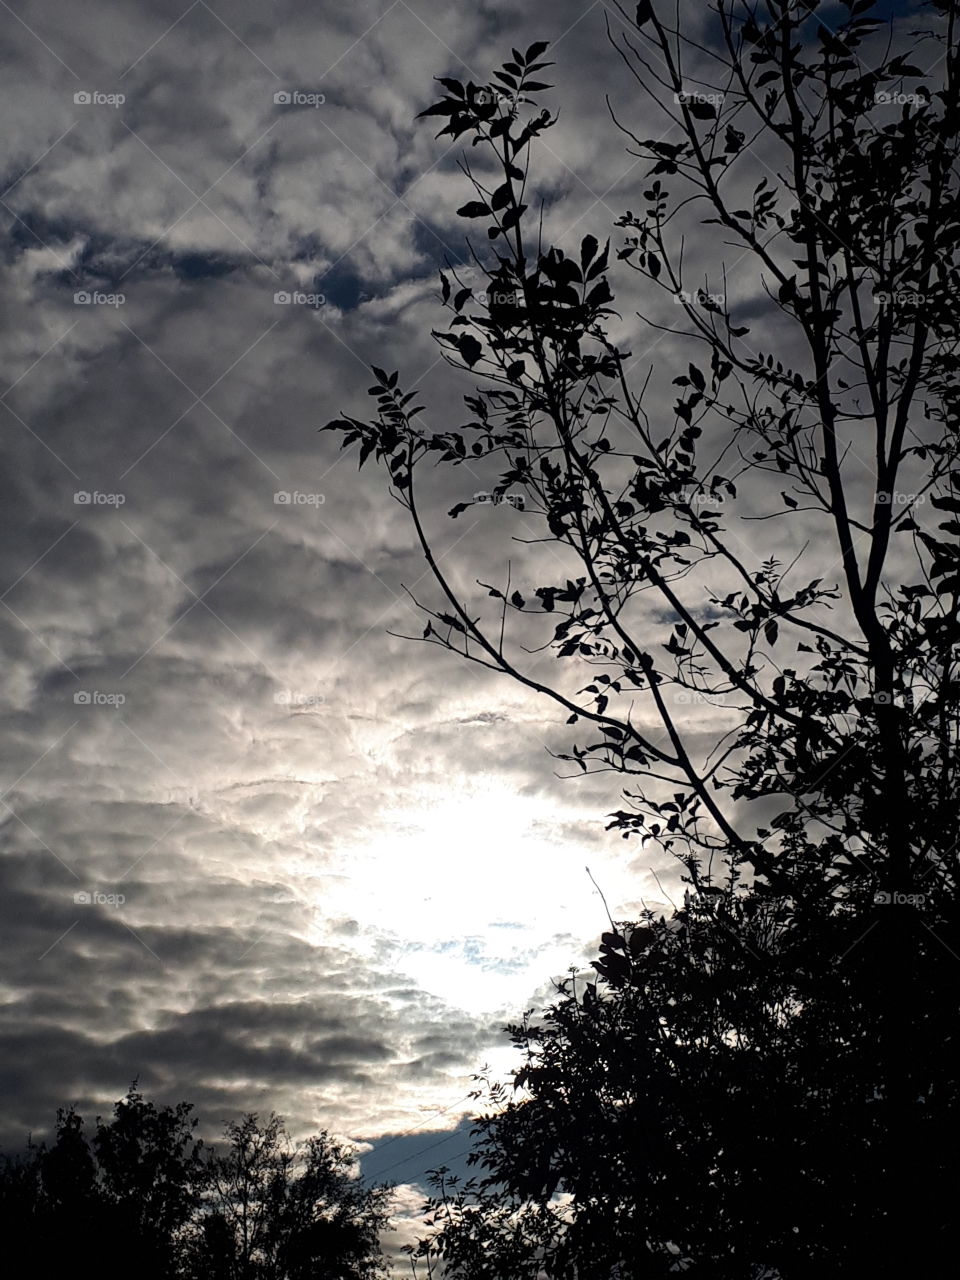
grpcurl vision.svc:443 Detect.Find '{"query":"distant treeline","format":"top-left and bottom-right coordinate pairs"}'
top-left (0, 1084), bottom-right (392, 1279)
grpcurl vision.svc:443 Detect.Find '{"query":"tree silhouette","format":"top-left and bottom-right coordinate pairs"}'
top-left (320, 2), bottom-right (960, 1275)
top-left (0, 1091), bottom-right (392, 1280)
top-left (177, 1113), bottom-right (392, 1280)
top-left (93, 1085), bottom-right (208, 1276)
top-left (0, 1085), bottom-right (204, 1278)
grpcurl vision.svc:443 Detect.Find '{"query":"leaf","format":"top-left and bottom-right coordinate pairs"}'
top-left (523, 82), bottom-right (554, 92)
top-left (586, 241), bottom-right (610, 279)
top-left (416, 100), bottom-right (461, 119)
top-left (689, 363), bottom-right (705, 392)
top-left (636, 0), bottom-right (654, 25)
top-left (525, 41), bottom-right (551, 61)
top-left (687, 99), bottom-right (717, 120)
top-left (458, 334), bottom-right (483, 366)
top-left (358, 437), bottom-right (376, 470)
top-left (586, 279), bottom-right (614, 308)
top-left (764, 619), bottom-right (779, 646)
top-left (490, 182), bottom-right (513, 211)
top-left (457, 201), bottom-right (491, 218)
top-left (580, 234), bottom-right (599, 270)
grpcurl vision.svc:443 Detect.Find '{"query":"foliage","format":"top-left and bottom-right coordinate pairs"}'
top-left (0, 1087), bottom-right (392, 1280)
top-left (320, 3), bottom-right (960, 1275)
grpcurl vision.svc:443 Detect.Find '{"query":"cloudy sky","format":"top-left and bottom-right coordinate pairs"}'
top-left (0, 0), bottom-right (932, 1265)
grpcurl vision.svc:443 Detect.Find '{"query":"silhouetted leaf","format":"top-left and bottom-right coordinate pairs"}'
top-left (458, 334), bottom-right (483, 366)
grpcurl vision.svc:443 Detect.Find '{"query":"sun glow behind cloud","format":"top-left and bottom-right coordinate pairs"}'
top-left (315, 775), bottom-right (650, 1015)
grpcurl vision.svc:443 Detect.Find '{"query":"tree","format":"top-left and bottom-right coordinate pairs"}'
top-left (182, 1112), bottom-right (392, 1280)
top-left (320, 2), bottom-right (960, 1274)
top-left (0, 1092), bottom-right (392, 1280)
top-left (0, 1084), bottom-right (205, 1279)
top-left (93, 1085), bottom-right (209, 1273)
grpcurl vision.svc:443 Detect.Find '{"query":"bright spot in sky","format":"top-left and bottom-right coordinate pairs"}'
top-left (320, 775), bottom-right (650, 1015)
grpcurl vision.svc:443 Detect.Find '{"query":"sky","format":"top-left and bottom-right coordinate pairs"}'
top-left (0, 0), bottom-right (937, 1268)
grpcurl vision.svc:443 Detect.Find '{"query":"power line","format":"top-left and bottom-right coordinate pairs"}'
top-left (374, 1128), bottom-right (479, 1182)
top-left (360, 1092), bottom-right (475, 1163)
